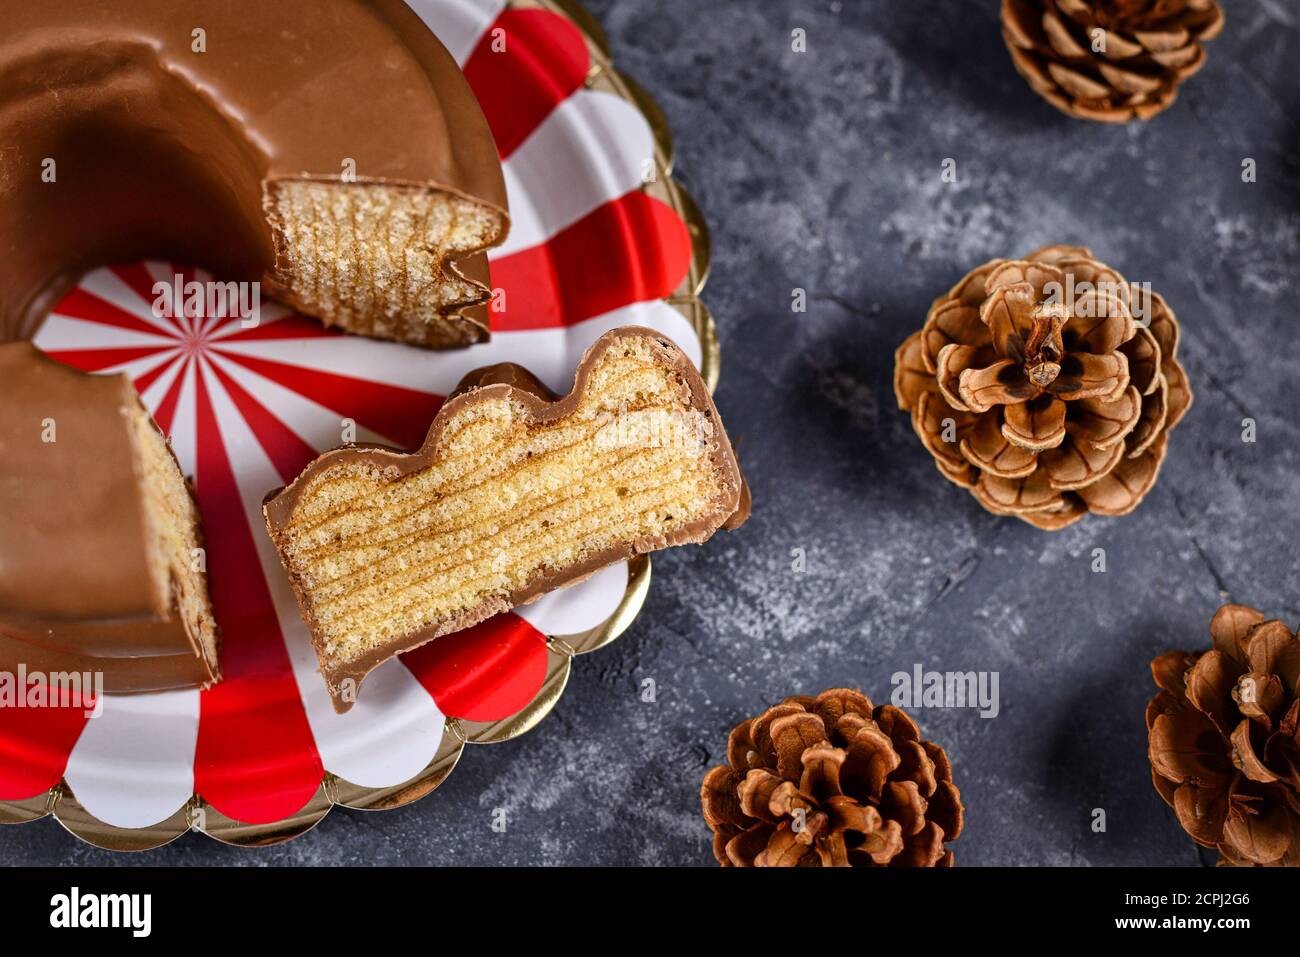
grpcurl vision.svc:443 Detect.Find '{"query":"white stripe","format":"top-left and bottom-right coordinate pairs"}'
top-left (205, 350), bottom-right (396, 452)
top-left (76, 266), bottom-right (181, 338)
top-left (136, 353), bottom-right (187, 413)
top-left (113, 349), bottom-right (184, 387)
top-left (198, 359), bottom-right (447, 788)
top-left (494, 301), bottom-right (705, 394)
top-left (167, 359), bottom-right (200, 478)
top-left (205, 302), bottom-right (294, 342)
top-left (515, 562), bottom-right (629, 635)
top-left (148, 262), bottom-right (201, 336)
top-left (212, 301), bottom-right (703, 400)
top-left (496, 92), bottom-right (658, 256)
top-left (212, 334), bottom-right (449, 393)
top-left (404, 0), bottom-right (506, 65)
top-left (32, 315), bottom-right (177, 351)
top-left (63, 690), bottom-right (199, 829)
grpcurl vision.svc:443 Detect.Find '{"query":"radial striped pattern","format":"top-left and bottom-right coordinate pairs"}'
top-left (0, 0), bottom-right (699, 829)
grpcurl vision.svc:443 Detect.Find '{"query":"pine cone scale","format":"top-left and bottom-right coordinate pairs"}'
top-left (1232, 719), bottom-right (1279, 784)
top-left (861, 820), bottom-right (905, 865)
top-left (1172, 781), bottom-right (1227, 846)
top-left (772, 711), bottom-right (829, 779)
top-left (701, 765), bottom-right (747, 829)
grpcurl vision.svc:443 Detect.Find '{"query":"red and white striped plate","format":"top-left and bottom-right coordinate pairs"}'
top-left (0, 0), bottom-right (716, 849)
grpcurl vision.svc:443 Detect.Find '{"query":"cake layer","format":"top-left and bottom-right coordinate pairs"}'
top-left (265, 328), bottom-right (748, 712)
top-left (265, 180), bottom-right (503, 349)
top-left (0, 343), bottom-right (220, 691)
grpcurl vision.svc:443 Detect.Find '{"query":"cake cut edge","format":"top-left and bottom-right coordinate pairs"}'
top-left (126, 394), bottom-right (223, 690)
top-left (263, 176), bottom-right (510, 349)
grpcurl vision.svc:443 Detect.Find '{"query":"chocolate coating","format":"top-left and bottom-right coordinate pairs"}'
top-left (448, 362), bottom-right (563, 403)
top-left (0, 343), bottom-right (218, 691)
top-left (0, 0), bottom-right (507, 340)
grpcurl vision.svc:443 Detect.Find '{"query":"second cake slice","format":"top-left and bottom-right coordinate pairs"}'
top-left (264, 327), bottom-right (748, 712)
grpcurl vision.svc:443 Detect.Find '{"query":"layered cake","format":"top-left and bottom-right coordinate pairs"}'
top-left (0, 0), bottom-right (508, 347)
top-left (264, 328), bottom-right (749, 711)
top-left (0, 344), bottom-right (220, 691)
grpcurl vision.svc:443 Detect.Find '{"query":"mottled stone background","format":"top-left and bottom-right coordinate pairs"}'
top-left (5, 0), bottom-right (1297, 866)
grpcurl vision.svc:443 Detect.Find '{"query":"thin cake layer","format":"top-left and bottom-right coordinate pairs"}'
top-left (264, 328), bottom-right (748, 713)
top-left (0, 343), bottom-right (220, 691)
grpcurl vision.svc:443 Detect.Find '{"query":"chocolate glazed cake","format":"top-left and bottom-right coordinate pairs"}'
top-left (0, 0), bottom-right (508, 347)
top-left (0, 344), bottom-right (220, 691)
top-left (264, 328), bottom-right (750, 712)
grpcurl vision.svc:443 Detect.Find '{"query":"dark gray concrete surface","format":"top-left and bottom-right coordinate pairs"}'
top-left (4, 0), bottom-right (1298, 866)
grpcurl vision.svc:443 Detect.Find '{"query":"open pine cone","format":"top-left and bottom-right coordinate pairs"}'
top-left (700, 688), bottom-right (964, 867)
top-left (894, 244), bottom-right (1192, 531)
top-left (1002, 0), bottom-right (1224, 122)
top-left (1147, 605), bottom-right (1300, 867)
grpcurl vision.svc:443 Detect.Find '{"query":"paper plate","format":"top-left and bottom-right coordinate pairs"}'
top-left (0, 0), bottom-right (716, 850)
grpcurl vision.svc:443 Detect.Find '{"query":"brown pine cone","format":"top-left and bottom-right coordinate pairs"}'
top-left (1147, 604), bottom-right (1300, 867)
top-left (1002, 0), bottom-right (1224, 122)
top-left (700, 688), bottom-right (964, 867)
top-left (894, 244), bottom-right (1192, 531)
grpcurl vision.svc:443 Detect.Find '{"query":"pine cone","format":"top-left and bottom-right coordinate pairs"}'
top-left (1002, 0), bottom-right (1224, 122)
top-left (894, 244), bottom-right (1192, 531)
top-left (1147, 605), bottom-right (1300, 867)
top-left (700, 688), bottom-right (964, 866)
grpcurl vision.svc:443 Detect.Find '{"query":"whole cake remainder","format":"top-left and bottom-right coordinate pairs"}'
top-left (0, 0), bottom-right (508, 347)
top-left (264, 328), bottom-right (749, 712)
top-left (0, 344), bottom-right (220, 691)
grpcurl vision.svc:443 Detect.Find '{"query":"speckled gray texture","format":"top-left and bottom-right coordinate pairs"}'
top-left (4, 0), bottom-right (1298, 867)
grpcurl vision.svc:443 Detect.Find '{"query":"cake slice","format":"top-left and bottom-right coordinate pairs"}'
top-left (0, 343), bottom-right (220, 691)
top-left (263, 328), bottom-right (748, 712)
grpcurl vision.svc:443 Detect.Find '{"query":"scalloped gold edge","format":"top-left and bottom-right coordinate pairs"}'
top-left (0, 0), bottom-right (718, 852)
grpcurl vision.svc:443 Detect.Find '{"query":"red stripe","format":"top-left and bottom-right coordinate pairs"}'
top-left (215, 314), bottom-right (344, 343)
top-left (41, 346), bottom-right (167, 374)
top-left (490, 192), bottom-right (693, 331)
top-left (402, 615), bottom-right (549, 722)
top-left (212, 349), bottom-right (443, 452)
top-left (172, 263), bottom-right (204, 324)
top-left (192, 369), bottom-right (323, 825)
top-left (207, 358), bottom-right (320, 485)
top-left (463, 9), bottom-right (590, 158)
top-left (51, 287), bottom-right (176, 340)
top-left (110, 263), bottom-right (174, 317)
top-left (131, 352), bottom-right (182, 398)
top-left (151, 356), bottom-right (190, 437)
top-left (0, 693), bottom-right (92, 801)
